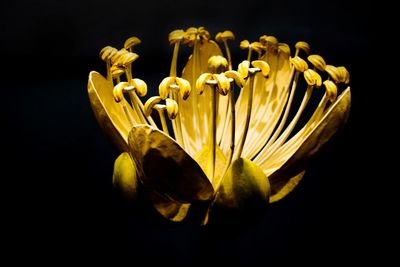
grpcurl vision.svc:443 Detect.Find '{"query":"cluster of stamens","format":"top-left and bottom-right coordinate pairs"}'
top-left (98, 26), bottom-right (350, 186)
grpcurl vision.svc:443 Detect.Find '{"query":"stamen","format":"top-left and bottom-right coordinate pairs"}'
top-left (216, 30), bottom-right (235, 70)
top-left (124, 36), bottom-right (141, 53)
top-left (99, 46), bottom-right (118, 82)
top-left (233, 68), bottom-right (258, 161)
top-left (295, 41), bottom-right (311, 56)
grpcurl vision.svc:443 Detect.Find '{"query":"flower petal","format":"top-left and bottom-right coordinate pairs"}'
top-left (193, 145), bottom-right (227, 187)
top-left (269, 171), bottom-right (305, 203)
top-left (88, 71), bottom-right (139, 151)
top-left (150, 190), bottom-right (190, 222)
top-left (262, 88), bottom-right (351, 199)
top-left (180, 40), bottom-right (223, 156)
top-left (128, 124), bottom-right (214, 202)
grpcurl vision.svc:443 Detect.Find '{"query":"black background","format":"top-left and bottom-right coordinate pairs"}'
top-left (1, 0), bottom-right (372, 264)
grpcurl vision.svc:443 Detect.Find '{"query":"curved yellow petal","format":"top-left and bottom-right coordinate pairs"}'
top-left (150, 190), bottom-right (190, 222)
top-left (263, 88), bottom-right (351, 199)
top-left (88, 71), bottom-right (138, 152)
top-left (269, 171), bottom-right (305, 203)
top-left (128, 124), bottom-right (214, 202)
top-left (181, 40), bottom-right (223, 156)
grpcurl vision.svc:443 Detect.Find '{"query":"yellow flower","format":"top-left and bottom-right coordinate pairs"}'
top-left (88, 27), bottom-right (351, 224)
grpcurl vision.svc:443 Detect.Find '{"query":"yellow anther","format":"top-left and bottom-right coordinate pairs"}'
top-left (175, 77), bottom-right (191, 100)
top-left (325, 65), bottom-right (340, 83)
top-left (100, 46), bottom-right (118, 61)
top-left (113, 81), bottom-right (129, 102)
top-left (251, 60), bottom-right (270, 77)
top-left (215, 30), bottom-right (235, 42)
top-left (166, 98), bottom-right (179, 119)
top-left (168, 29), bottom-right (186, 44)
top-left (212, 73), bottom-right (231, 95)
top-left (337, 66), bottom-right (350, 84)
top-left (124, 36), bottom-right (141, 51)
top-left (183, 26), bottom-right (210, 45)
top-left (110, 65), bottom-right (125, 79)
top-left (295, 41), bottom-right (311, 54)
top-left (238, 60), bottom-right (250, 78)
top-left (323, 80), bottom-right (338, 102)
top-left (304, 69), bottom-right (322, 87)
top-left (259, 35), bottom-right (278, 46)
top-left (158, 77), bottom-right (191, 100)
top-left (196, 73), bottom-right (213, 94)
top-left (308, 54), bottom-right (326, 71)
top-left (208, 55), bottom-right (228, 73)
top-left (240, 40), bottom-right (250, 50)
top-left (144, 96), bottom-right (163, 117)
top-left (120, 52), bottom-right (139, 66)
top-left (159, 77), bottom-right (176, 99)
top-left (111, 49), bottom-right (129, 65)
top-left (130, 78), bottom-right (147, 97)
top-left (290, 56), bottom-right (309, 72)
top-left (224, 70), bottom-right (245, 88)
top-left (278, 43), bottom-right (291, 55)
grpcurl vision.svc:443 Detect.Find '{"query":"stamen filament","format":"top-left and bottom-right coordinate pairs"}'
top-left (106, 60), bottom-right (111, 82)
top-left (172, 91), bottom-right (184, 147)
top-left (192, 37), bottom-right (202, 147)
top-left (157, 109), bottom-right (170, 135)
top-left (122, 104), bottom-right (135, 126)
top-left (223, 41), bottom-right (232, 70)
top-left (170, 42), bottom-right (180, 77)
top-left (211, 85), bottom-right (217, 181)
top-left (247, 48), bottom-right (253, 62)
top-left (258, 85), bottom-right (314, 165)
top-left (233, 72), bottom-right (255, 161)
top-left (128, 91), bottom-right (147, 124)
top-left (168, 43), bottom-right (185, 147)
top-left (261, 71), bottom-right (300, 152)
top-left (125, 67), bottom-right (157, 127)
